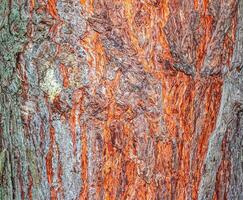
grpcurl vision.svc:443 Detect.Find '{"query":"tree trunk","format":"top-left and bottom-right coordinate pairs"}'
top-left (0, 0), bottom-right (242, 199)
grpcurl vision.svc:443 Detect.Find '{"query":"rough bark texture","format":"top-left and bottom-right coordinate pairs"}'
top-left (0, 0), bottom-right (243, 199)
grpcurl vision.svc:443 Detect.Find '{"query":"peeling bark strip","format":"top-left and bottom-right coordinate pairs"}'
top-left (0, 0), bottom-right (242, 199)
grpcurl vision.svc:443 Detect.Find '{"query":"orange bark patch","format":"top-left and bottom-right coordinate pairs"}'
top-left (47, 0), bottom-right (59, 19)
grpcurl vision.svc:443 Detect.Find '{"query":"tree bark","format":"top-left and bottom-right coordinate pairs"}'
top-left (0, 0), bottom-right (242, 199)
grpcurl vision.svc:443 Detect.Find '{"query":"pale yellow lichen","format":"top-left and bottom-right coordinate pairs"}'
top-left (41, 68), bottom-right (62, 101)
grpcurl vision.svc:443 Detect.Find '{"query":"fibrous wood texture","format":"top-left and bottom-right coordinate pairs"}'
top-left (0, 0), bottom-right (243, 199)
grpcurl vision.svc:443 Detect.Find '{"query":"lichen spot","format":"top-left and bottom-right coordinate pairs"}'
top-left (41, 68), bottom-right (62, 101)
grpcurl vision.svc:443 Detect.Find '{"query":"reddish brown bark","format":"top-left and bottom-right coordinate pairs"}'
top-left (0, 0), bottom-right (243, 200)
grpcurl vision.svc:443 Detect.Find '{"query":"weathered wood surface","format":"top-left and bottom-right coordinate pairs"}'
top-left (0, 0), bottom-right (242, 199)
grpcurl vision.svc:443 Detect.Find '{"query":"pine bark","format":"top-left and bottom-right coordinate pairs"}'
top-left (0, 0), bottom-right (243, 199)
